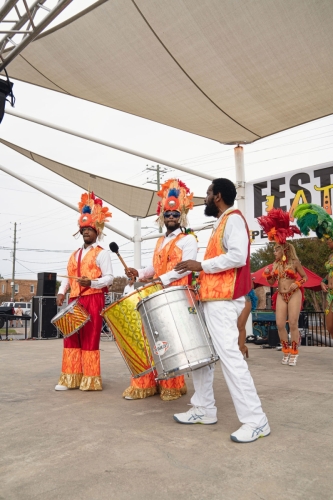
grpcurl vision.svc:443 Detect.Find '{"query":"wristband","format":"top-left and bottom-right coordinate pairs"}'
top-left (322, 278), bottom-right (328, 285)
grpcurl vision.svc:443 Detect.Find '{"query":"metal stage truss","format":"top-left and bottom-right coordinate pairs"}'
top-left (0, 0), bottom-right (73, 71)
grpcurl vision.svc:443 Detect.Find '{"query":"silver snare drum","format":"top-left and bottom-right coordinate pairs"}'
top-left (136, 286), bottom-right (219, 380)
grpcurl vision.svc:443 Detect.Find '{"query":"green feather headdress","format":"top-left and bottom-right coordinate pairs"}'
top-left (293, 203), bottom-right (333, 240)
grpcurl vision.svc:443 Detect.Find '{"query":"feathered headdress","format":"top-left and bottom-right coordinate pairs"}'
top-left (293, 203), bottom-right (333, 240)
top-left (156, 178), bottom-right (194, 228)
top-left (257, 208), bottom-right (300, 244)
top-left (76, 192), bottom-right (112, 239)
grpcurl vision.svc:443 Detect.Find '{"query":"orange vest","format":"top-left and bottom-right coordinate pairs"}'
top-left (199, 209), bottom-right (251, 301)
top-left (68, 246), bottom-right (105, 298)
top-left (153, 233), bottom-right (190, 287)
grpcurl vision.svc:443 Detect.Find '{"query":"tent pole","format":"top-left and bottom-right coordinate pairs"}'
top-left (133, 218), bottom-right (141, 268)
top-left (234, 145), bottom-right (245, 215)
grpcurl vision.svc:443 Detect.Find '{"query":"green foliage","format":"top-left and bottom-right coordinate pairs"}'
top-left (250, 244), bottom-right (275, 272)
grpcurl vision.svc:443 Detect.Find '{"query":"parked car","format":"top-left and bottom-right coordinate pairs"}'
top-left (1, 301), bottom-right (32, 316)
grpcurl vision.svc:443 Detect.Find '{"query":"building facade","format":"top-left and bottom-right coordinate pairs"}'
top-left (0, 279), bottom-right (38, 302)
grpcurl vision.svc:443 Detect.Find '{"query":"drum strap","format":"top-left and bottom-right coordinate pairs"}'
top-left (158, 233), bottom-right (185, 275)
top-left (77, 248), bottom-right (90, 297)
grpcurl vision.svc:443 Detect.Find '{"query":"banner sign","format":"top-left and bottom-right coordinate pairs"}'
top-left (245, 161), bottom-right (333, 244)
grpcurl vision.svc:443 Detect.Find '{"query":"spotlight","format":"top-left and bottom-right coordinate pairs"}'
top-left (0, 68), bottom-right (15, 124)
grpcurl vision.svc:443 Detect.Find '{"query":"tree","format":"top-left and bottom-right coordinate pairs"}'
top-left (251, 238), bottom-right (330, 311)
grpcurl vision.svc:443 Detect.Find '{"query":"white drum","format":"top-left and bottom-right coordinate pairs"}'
top-left (136, 286), bottom-right (219, 380)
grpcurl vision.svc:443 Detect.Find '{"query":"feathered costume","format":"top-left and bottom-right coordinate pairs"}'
top-left (293, 203), bottom-right (333, 240)
top-left (257, 208), bottom-right (301, 244)
top-left (294, 203), bottom-right (333, 315)
top-left (257, 208), bottom-right (304, 360)
top-left (156, 178), bottom-right (194, 229)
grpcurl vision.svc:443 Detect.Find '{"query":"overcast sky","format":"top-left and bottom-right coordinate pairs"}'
top-left (1, 0), bottom-right (333, 283)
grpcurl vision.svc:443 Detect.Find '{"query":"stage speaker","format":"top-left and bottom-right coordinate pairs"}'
top-left (37, 272), bottom-right (57, 296)
top-left (268, 324), bottom-right (280, 347)
top-left (31, 296), bottom-right (58, 339)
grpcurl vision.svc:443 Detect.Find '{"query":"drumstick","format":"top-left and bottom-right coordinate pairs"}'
top-left (58, 275), bottom-right (82, 280)
top-left (109, 242), bottom-right (129, 271)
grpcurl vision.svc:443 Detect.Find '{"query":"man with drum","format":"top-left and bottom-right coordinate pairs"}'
top-left (173, 178), bottom-right (270, 443)
top-left (55, 192), bottom-right (113, 391)
top-left (124, 178), bottom-right (198, 401)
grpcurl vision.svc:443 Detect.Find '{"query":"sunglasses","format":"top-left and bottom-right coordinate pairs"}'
top-left (164, 211), bottom-right (180, 218)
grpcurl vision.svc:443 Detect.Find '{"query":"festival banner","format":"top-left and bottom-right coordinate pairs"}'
top-left (245, 161), bottom-right (333, 244)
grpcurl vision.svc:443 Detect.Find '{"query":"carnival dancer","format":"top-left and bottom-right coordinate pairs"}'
top-left (124, 178), bottom-right (198, 401)
top-left (258, 208), bottom-right (307, 366)
top-left (294, 203), bottom-right (333, 337)
top-left (172, 178), bottom-right (269, 443)
top-left (55, 192), bottom-right (113, 391)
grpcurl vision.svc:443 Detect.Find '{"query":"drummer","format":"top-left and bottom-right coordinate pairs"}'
top-left (124, 178), bottom-right (198, 401)
top-left (172, 178), bottom-right (270, 443)
top-left (55, 192), bottom-right (113, 392)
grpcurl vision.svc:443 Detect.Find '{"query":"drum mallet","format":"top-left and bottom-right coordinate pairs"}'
top-left (109, 242), bottom-right (129, 271)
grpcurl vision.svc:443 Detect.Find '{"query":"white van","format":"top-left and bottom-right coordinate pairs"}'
top-left (1, 302), bottom-right (31, 316)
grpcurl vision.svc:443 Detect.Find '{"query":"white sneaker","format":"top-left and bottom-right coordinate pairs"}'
top-left (230, 421), bottom-right (270, 443)
top-left (173, 405), bottom-right (217, 425)
top-left (55, 384), bottom-right (69, 391)
top-left (124, 396), bottom-right (134, 400)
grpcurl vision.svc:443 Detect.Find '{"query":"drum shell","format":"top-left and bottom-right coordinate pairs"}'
top-left (101, 283), bottom-right (162, 377)
top-left (137, 286), bottom-right (218, 379)
top-left (51, 299), bottom-right (90, 338)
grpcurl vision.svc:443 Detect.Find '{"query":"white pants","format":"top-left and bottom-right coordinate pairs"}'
top-left (191, 298), bottom-right (267, 427)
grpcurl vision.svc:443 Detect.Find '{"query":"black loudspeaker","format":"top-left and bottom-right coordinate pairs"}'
top-left (37, 272), bottom-right (57, 296)
top-left (31, 296), bottom-right (58, 339)
top-left (268, 324), bottom-right (280, 347)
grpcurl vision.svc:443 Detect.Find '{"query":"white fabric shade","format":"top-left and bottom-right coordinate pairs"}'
top-left (0, 138), bottom-right (205, 217)
top-left (3, 0), bottom-right (333, 144)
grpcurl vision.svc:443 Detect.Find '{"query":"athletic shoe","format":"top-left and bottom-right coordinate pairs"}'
top-left (55, 384), bottom-right (69, 391)
top-left (230, 421), bottom-right (270, 443)
top-left (173, 405), bottom-right (217, 425)
top-left (124, 396), bottom-right (134, 400)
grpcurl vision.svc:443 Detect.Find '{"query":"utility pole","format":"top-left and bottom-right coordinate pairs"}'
top-left (145, 164), bottom-right (169, 233)
top-left (11, 222), bottom-right (17, 301)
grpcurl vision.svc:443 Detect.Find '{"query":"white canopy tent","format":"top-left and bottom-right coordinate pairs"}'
top-left (2, 0), bottom-right (333, 144)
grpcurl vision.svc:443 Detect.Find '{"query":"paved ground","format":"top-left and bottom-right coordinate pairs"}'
top-left (1, 340), bottom-right (333, 500)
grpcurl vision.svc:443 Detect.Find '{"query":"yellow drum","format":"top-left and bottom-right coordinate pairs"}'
top-left (51, 299), bottom-right (90, 338)
top-left (101, 283), bottom-right (162, 377)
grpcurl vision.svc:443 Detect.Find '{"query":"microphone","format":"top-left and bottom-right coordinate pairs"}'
top-left (109, 242), bottom-right (129, 270)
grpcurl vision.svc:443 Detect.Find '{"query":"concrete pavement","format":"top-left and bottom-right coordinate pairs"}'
top-left (1, 340), bottom-right (333, 500)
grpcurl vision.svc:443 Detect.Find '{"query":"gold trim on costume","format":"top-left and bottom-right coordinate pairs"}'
top-left (159, 384), bottom-right (187, 401)
top-left (122, 385), bottom-right (158, 399)
top-left (58, 372), bottom-right (82, 388)
top-left (79, 375), bottom-right (103, 391)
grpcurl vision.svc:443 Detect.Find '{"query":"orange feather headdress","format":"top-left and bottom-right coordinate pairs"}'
top-left (156, 178), bottom-right (194, 228)
top-left (77, 192), bottom-right (112, 240)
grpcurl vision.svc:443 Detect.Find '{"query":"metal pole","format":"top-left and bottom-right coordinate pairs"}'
top-left (156, 165), bottom-right (163, 234)
top-left (5, 109), bottom-right (215, 181)
top-left (234, 145), bottom-right (245, 215)
top-left (0, 163), bottom-right (132, 241)
top-left (133, 218), bottom-right (141, 269)
top-left (11, 221), bottom-right (16, 301)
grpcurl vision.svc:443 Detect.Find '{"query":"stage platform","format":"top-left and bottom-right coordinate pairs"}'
top-left (1, 340), bottom-right (332, 500)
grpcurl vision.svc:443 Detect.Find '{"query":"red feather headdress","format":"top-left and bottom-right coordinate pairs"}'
top-left (257, 208), bottom-right (300, 244)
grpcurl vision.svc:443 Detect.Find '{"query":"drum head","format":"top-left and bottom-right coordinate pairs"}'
top-left (51, 299), bottom-right (77, 322)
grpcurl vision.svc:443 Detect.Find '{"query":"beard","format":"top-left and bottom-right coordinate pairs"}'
top-left (204, 200), bottom-right (219, 218)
